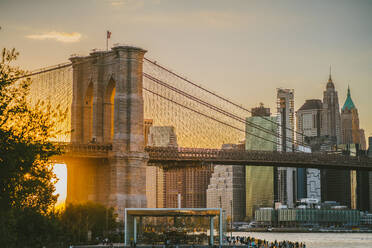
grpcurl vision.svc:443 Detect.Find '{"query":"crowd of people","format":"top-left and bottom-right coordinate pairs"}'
top-left (226, 236), bottom-right (306, 248)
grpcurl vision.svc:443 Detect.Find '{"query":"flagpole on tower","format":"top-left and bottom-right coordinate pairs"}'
top-left (106, 30), bottom-right (112, 51)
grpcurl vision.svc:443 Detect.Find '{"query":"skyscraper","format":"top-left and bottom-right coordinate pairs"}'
top-left (296, 99), bottom-right (323, 201)
top-left (276, 89), bottom-right (296, 208)
top-left (321, 72), bottom-right (341, 144)
top-left (296, 99), bottom-right (323, 147)
top-left (340, 86), bottom-right (369, 210)
top-left (245, 104), bottom-right (277, 219)
top-left (319, 73), bottom-right (352, 208)
top-left (341, 86), bottom-right (366, 150)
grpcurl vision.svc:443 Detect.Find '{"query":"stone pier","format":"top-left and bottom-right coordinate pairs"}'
top-left (66, 46), bottom-right (148, 218)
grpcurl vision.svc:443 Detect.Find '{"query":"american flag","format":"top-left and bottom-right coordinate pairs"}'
top-left (107, 30), bottom-right (112, 39)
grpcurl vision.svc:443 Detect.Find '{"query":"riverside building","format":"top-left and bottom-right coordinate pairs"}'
top-left (296, 99), bottom-right (322, 201)
top-left (207, 144), bottom-right (246, 222)
top-left (255, 202), bottom-right (360, 227)
top-left (276, 89), bottom-right (296, 208)
top-left (245, 104), bottom-right (277, 220)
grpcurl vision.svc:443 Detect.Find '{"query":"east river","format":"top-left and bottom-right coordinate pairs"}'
top-left (233, 232), bottom-right (372, 248)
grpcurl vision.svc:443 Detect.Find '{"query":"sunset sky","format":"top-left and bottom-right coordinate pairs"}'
top-left (1, 0), bottom-right (372, 203)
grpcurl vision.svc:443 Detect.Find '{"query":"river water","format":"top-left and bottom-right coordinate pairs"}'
top-left (233, 232), bottom-right (372, 248)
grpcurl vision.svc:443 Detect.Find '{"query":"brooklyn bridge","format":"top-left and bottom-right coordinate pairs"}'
top-left (21, 45), bottom-right (372, 217)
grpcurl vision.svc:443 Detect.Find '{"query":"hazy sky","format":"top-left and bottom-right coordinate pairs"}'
top-left (1, 0), bottom-right (372, 201)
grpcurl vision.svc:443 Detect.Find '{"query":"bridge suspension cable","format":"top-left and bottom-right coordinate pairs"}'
top-left (143, 86), bottom-right (285, 148)
top-left (143, 58), bottom-right (309, 151)
top-left (143, 72), bottom-right (301, 152)
top-left (8, 62), bottom-right (74, 142)
top-left (5, 62), bottom-right (72, 82)
top-left (144, 58), bottom-right (306, 139)
top-left (11, 57), bottom-right (309, 150)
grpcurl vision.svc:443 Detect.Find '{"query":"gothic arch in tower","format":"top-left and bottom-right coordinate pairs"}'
top-left (83, 81), bottom-right (94, 143)
top-left (103, 77), bottom-right (116, 143)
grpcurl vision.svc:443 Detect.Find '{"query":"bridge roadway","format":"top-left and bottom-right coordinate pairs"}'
top-left (54, 143), bottom-right (372, 171)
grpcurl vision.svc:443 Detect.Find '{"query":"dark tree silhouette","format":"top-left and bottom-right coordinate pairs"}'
top-left (0, 48), bottom-right (66, 247)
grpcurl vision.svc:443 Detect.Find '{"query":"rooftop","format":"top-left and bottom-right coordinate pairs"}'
top-left (298, 99), bottom-right (322, 111)
top-left (125, 208), bottom-right (222, 217)
top-left (342, 86), bottom-right (356, 111)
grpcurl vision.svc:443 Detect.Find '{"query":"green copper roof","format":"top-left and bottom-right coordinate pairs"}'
top-left (342, 86), bottom-right (356, 111)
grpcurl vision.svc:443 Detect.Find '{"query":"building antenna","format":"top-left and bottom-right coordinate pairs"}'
top-left (328, 65), bottom-right (332, 82)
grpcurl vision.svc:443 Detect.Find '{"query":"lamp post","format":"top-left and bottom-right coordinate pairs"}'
top-left (230, 200), bottom-right (233, 240)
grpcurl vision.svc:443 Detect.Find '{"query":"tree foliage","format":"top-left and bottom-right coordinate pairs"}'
top-left (0, 48), bottom-right (65, 213)
top-left (60, 202), bottom-right (119, 244)
top-left (0, 48), bottom-right (67, 247)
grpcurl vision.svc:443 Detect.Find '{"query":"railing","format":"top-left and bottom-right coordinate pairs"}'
top-left (145, 146), bottom-right (372, 170)
top-left (55, 142), bottom-right (112, 158)
top-left (52, 143), bottom-right (372, 170)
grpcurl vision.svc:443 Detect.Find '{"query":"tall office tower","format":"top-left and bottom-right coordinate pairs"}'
top-left (296, 100), bottom-right (323, 147)
top-left (245, 104), bottom-right (277, 220)
top-left (276, 89), bottom-right (296, 208)
top-left (356, 168), bottom-right (370, 211)
top-left (296, 99), bottom-right (323, 201)
top-left (146, 126), bottom-right (178, 208)
top-left (360, 129), bottom-right (367, 151)
top-left (340, 86), bottom-right (369, 210)
top-left (341, 86), bottom-right (366, 149)
top-left (322, 72), bottom-right (341, 145)
top-left (320, 73), bottom-right (351, 208)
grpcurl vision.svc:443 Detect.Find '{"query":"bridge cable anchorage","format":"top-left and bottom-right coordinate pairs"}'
top-left (143, 72), bottom-right (306, 152)
top-left (143, 87), bottom-right (291, 150)
top-left (144, 57), bottom-right (307, 143)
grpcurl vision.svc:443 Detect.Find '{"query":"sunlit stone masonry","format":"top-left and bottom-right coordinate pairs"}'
top-left (66, 46), bottom-right (148, 219)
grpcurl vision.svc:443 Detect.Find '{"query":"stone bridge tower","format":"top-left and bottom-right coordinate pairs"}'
top-left (66, 46), bottom-right (148, 216)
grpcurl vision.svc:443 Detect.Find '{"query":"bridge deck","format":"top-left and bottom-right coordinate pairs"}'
top-left (54, 143), bottom-right (372, 171)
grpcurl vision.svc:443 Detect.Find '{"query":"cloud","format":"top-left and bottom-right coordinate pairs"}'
top-left (110, 0), bottom-right (124, 6)
top-left (109, 0), bottom-right (144, 9)
top-left (26, 31), bottom-right (82, 43)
